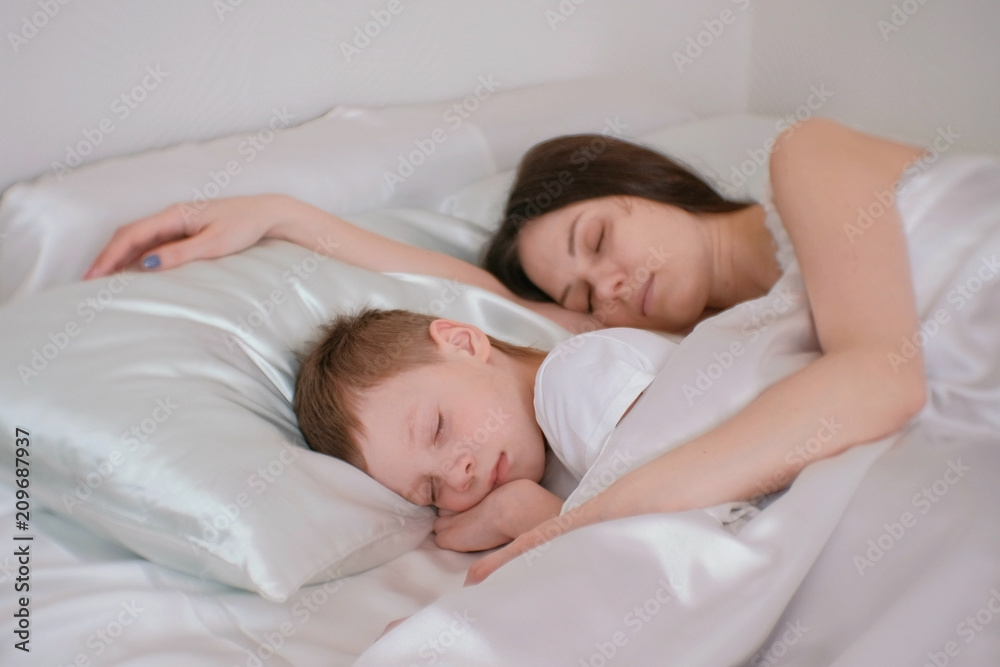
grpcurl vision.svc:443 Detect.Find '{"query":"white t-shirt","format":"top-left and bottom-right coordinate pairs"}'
top-left (534, 328), bottom-right (761, 532)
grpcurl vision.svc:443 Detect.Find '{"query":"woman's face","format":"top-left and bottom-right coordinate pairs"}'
top-left (517, 196), bottom-right (714, 332)
top-left (354, 322), bottom-right (547, 513)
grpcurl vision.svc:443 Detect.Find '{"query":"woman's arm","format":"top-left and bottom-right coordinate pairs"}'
top-left (267, 197), bottom-right (597, 331)
top-left (467, 118), bottom-right (928, 584)
top-left (84, 194), bottom-right (598, 332)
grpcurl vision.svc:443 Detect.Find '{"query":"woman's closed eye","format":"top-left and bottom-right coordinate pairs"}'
top-left (586, 225), bottom-right (606, 313)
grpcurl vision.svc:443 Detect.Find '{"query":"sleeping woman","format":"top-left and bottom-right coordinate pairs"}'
top-left (84, 118), bottom-right (1000, 581)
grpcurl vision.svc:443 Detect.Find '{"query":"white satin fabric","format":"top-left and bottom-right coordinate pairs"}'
top-left (356, 153), bottom-right (1000, 665)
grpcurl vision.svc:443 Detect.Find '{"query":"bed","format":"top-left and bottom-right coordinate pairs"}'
top-left (1, 2), bottom-right (999, 665)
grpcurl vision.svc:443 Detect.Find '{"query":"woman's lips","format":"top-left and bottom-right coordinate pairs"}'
top-left (639, 277), bottom-right (654, 317)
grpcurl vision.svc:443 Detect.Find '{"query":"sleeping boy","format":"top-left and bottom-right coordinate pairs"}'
top-left (293, 308), bottom-right (758, 552)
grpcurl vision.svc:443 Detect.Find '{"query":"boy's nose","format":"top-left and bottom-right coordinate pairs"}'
top-left (443, 452), bottom-right (475, 492)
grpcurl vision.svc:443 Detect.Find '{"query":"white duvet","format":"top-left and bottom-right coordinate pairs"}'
top-left (356, 154), bottom-right (1000, 666)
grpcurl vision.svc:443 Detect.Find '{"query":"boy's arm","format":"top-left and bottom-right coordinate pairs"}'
top-left (433, 479), bottom-right (563, 552)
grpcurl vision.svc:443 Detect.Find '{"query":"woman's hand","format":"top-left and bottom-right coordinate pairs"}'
top-left (84, 194), bottom-right (299, 279)
top-left (433, 479), bottom-right (563, 553)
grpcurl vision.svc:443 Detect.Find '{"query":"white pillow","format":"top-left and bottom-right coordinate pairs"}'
top-left (0, 103), bottom-right (495, 305)
top-left (438, 114), bottom-right (783, 230)
top-left (639, 114), bottom-right (782, 203)
top-left (0, 79), bottom-right (691, 304)
top-left (0, 236), bottom-right (570, 602)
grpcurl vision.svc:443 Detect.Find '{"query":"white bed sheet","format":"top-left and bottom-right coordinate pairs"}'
top-left (0, 476), bottom-right (477, 666)
top-left (354, 155), bottom-right (1000, 665)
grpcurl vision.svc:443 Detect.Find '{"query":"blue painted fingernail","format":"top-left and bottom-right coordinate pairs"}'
top-left (142, 255), bottom-right (161, 270)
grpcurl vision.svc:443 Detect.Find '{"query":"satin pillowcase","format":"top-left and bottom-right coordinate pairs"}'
top-left (0, 233), bottom-right (570, 602)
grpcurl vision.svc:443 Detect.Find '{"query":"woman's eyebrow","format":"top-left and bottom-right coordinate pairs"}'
top-left (567, 212), bottom-right (582, 257)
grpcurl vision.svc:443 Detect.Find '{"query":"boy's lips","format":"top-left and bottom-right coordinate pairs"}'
top-left (491, 452), bottom-right (509, 490)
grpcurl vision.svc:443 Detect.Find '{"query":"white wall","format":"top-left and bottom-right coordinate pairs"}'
top-left (4, 0), bottom-right (995, 198)
top-left (747, 0), bottom-right (1000, 154)
top-left (0, 0), bottom-right (749, 194)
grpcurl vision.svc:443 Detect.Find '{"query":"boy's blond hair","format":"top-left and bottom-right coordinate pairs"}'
top-left (293, 308), bottom-right (543, 470)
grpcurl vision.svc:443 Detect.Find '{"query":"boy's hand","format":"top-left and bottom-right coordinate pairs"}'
top-left (433, 479), bottom-right (562, 552)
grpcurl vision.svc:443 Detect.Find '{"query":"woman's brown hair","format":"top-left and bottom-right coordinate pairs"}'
top-left (481, 134), bottom-right (754, 302)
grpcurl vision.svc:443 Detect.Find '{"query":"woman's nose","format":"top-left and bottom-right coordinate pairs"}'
top-left (592, 262), bottom-right (628, 302)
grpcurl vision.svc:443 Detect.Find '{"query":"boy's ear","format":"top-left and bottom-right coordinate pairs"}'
top-left (427, 319), bottom-right (491, 361)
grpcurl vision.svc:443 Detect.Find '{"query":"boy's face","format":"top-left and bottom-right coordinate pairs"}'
top-left (355, 320), bottom-right (547, 513)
